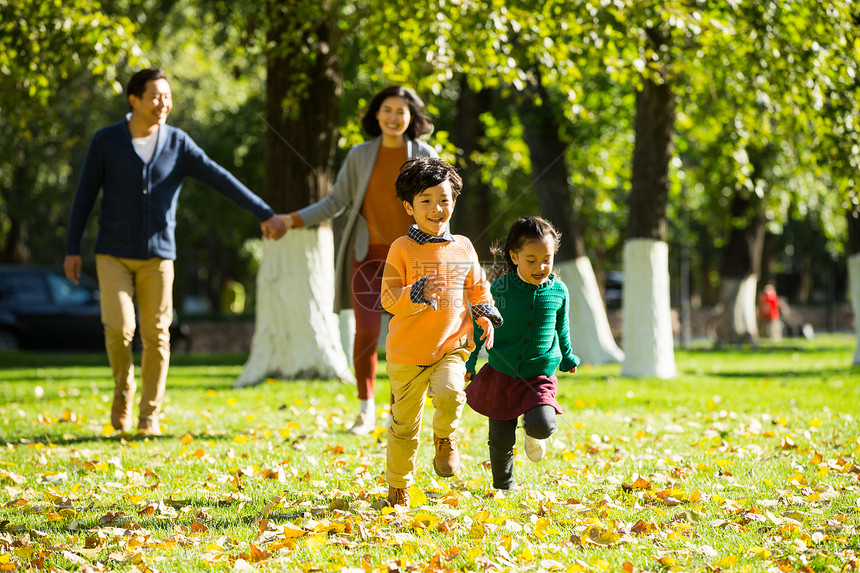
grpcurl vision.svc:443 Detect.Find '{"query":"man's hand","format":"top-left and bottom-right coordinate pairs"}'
top-left (64, 255), bottom-right (82, 285)
top-left (260, 215), bottom-right (287, 240)
top-left (476, 316), bottom-right (495, 350)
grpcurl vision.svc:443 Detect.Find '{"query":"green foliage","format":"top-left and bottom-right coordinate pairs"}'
top-left (0, 0), bottom-right (143, 262)
top-left (0, 0), bottom-right (139, 130)
top-left (0, 0), bottom-right (857, 305)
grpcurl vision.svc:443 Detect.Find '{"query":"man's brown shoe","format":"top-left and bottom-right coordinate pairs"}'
top-left (111, 388), bottom-right (133, 432)
top-left (387, 486), bottom-right (409, 507)
top-left (137, 421), bottom-right (162, 437)
top-left (433, 434), bottom-right (460, 477)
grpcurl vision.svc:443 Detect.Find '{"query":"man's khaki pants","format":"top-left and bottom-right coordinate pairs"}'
top-left (386, 348), bottom-right (468, 488)
top-left (96, 255), bottom-right (173, 431)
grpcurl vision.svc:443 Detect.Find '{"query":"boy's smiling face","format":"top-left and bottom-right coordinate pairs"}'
top-left (403, 180), bottom-right (455, 237)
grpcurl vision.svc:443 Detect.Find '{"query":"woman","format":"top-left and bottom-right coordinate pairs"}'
top-left (281, 86), bottom-right (437, 435)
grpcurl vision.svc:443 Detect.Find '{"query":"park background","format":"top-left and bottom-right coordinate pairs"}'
top-left (1, 3), bottom-right (860, 572)
top-left (2, 0), bottom-right (860, 379)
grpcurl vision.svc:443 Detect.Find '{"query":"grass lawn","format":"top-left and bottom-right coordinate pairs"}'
top-left (1, 334), bottom-right (858, 572)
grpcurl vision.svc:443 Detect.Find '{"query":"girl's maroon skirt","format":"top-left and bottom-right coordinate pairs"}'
top-left (465, 363), bottom-right (563, 421)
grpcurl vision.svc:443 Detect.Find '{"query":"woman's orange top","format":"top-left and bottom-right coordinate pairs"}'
top-left (361, 145), bottom-right (413, 246)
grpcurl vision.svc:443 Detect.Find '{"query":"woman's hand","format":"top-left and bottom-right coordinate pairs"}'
top-left (278, 214), bottom-right (296, 231)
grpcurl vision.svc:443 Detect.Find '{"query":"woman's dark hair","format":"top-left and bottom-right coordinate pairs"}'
top-left (126, 69), bottom-right (168, 104)
top-left (490, 216), bottom-right (561, 277)
top-left (395, 156), bottom-right (462, 204)
top-left (361, 85), bottom-right (433, 140)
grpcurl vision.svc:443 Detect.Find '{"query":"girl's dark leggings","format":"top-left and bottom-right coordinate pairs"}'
top-left (487, 405), bottom-right (556, 489)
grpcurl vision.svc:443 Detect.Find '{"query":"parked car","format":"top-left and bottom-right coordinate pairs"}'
top-left (604, 270), bottom-right (623, 309)
top-left (0, 265), bottom-right (188, 352)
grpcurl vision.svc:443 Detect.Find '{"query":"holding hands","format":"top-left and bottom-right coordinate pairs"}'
top-left (260, 215), bottom-right (288, 240)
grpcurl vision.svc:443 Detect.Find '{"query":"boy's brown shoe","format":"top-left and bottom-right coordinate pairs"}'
top-left (387, 486), bottom-right (409, 507)
top-left (433, 434), bottom-right (460, 477)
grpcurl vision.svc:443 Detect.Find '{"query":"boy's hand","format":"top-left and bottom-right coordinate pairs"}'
top-left (423, 270), bottom-right (446, 304)
top-left (476, 316), bottom-right (494, 350)
top-left (568, 366), bottom-right (577, 374)
top-left (465, 371), bottom-right (474, 382)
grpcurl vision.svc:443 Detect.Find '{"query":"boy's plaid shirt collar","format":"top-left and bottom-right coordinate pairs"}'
top-left (407, 224), bottom-right (455, 244)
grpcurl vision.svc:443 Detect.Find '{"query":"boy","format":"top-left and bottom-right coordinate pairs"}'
top-left (380, 156), bottom-right (503, 507)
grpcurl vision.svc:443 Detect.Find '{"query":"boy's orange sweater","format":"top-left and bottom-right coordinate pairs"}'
top-left (381, 234), bottom-right (493, 366)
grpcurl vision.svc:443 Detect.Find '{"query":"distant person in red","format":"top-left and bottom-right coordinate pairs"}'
top-left (759, 284), bottom-right (781, 340)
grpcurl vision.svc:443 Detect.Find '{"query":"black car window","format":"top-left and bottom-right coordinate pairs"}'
top-left (46, 273), bottom-right (94, 305)
top-left (10, 274), bottom-right (49, 304)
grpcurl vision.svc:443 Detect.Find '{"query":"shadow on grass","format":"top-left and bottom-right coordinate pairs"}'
top-left (0, 352), bottom-right (248, 369)
top-left (0, 429), bottom-right (258, 447)
top-left (699, 367), bottom-right (850, 379)
top-left (26, 505), bottom-right (267, 536)
top-left (688, 343), bottom-right (852, 354)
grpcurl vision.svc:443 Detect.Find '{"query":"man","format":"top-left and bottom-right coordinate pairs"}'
top-left (64, 69), bottom-right (286, 436)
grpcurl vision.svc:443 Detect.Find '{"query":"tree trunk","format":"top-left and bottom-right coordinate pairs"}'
top-left (236, 227), bottom-right (352, 387)
top-left (0, 163), bottom-right (35, 263)
top-left (518, 77), bottom-right (623, 365)
top-left (622, 74), bottom-right (677, 378)
top-left (451, 79), bottom-right (494, 261)
top-left (714, 192), bottom-right (766, 345)
top-left (847, 207), bottom-right (860, 365)
top-left (237, 3), bottom-right (352, 387)
top-left (554, 258), bottom-right (624, 364)
top-left (621, 239), bottom-right (677, 378)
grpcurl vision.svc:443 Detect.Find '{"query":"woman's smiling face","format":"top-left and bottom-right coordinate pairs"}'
top-left (376, 96), bottom-right (411, 141)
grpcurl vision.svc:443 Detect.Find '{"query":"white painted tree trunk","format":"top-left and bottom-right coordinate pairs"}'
top-left (849, 254), bottom-right (860, 365)
top-left (235, 227), bottom-right (355, 388)
top-left (621, 239), bottom-right (677, 378)
top-left (554, 257), bottom-right (624, 365)
top-left (715, 275), bottom-right (759, 345)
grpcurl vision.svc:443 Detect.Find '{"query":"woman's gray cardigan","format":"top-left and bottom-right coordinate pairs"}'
top-left (296, 137), bottom-right (438, 312)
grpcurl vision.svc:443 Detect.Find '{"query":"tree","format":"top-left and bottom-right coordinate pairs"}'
top-left (0, 0), bottom-right (140, 263)
top-left (517, 75), bottom-right (624, 364)
top-left (236, 0), bottom-right (352, 387)
top-left (677, 1), bottom-right (858, 349)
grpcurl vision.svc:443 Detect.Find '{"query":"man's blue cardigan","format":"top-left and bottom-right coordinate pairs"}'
top-left (66, 119), bottom-right (275, 260)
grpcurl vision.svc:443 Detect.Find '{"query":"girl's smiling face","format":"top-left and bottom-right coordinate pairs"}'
top-left (510, 236), bottom-right (555, 285)
top-left (403, 180), bottom-right (455, 237)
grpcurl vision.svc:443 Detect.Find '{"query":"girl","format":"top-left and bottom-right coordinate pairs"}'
top-left (465, 216), bottom-right (580, 490)
top-left (280, 86), bottom-right (437, 435)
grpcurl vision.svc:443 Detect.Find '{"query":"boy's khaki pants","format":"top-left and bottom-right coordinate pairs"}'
top-left (386, 348), bottom-right (469, 488)
top-left (96, 255), bottom-right (173, 430)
